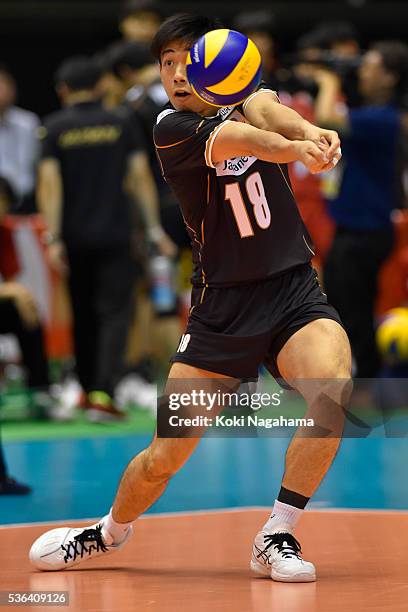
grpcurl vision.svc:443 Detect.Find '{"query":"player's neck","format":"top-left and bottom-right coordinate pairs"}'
top-left (199, 107), bottom-right (219, 118)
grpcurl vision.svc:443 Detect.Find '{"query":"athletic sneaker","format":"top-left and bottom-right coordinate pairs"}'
top-left (85, 391), bottom-right (126, 423)
top-left (250, 527), bottom-right (316, 582)
top-left (29, 521), bottom-right (132, 571)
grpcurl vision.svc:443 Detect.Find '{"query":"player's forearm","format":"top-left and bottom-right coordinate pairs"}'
top-left (249, 130), bottom-right (306, 164)
top-left (314, 73), bottom-right (348, 129)
top-left (212, 121), bottom-right (326, 170)
top-left (133, 177), bottom-right (161, 231)
top-left (37, 168), bottom-right (63, 238)
top-left (128, 154), bottom-right (162, 233)
top-left (37, 189), bottom-right (62, 237)
top-left (244, 98), bottom-right (313, 141)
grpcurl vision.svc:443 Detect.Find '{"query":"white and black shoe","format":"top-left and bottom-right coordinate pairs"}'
top-left (250, 527), bottom-right (316, 582)
top-left (29, 522), bottom-right (132, 571)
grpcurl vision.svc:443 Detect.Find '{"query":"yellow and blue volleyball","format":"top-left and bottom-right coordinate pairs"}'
top-left (186, 29), bottom-right (262, 107)
top-left (376, 308), bottom-right (408, 364)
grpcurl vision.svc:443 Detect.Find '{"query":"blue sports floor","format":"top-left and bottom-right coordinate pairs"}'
top-left (1, 434), bottom-right (407, 525)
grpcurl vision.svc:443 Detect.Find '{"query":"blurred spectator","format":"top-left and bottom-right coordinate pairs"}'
top-left (118, 0), bottom-right (163, 43)
top-left (108, 40), bottom-right (185, 250)
top-left (300, 21), bottom-right (360, 59)
top-left (37, 55), bottom-right (164, 421)
top-left (107, 40), bottom-right (185, 388)
top-left (310, 41), bottom-right (408, 377)
top-left (294, 22), bottom-right (360, 106)
top-left (0, 66), bottom-right (40, 213)
top-left (233, 10), bottom-right (278, 89)
top-left (0, 175), bottom-right (48, 496)
top-left (101, 0), bottom-right (163, 109)
top-left (0, 176), bottom-right (50, 400)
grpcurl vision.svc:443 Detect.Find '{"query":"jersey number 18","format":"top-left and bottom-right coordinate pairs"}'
top-left (224, 171), bottom-right (271, 238)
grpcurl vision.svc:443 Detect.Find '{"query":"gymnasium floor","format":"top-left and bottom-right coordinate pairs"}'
top-left (1, 412), bottom-right (408, 610)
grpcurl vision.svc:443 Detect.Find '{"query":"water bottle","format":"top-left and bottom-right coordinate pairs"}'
top-left (149, 255), bottom-right (177, 314)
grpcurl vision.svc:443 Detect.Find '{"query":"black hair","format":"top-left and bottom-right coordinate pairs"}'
top-left (0, 176), bottom-right (17, 208)
top-left (373, 40), bottom-right (408, 100)
top-left (119, 0), bottom-right (162, 23)
top-left (151, 13), bottom-right (223, 61)
top-left (107, 41), bottom-right (153, 78)
top-left (55, 56), bottom-right (102, 91)
top-left (233, 10), bottom-right (275, 36)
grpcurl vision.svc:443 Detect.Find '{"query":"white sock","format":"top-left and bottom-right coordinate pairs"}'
top-left (101, 508), bottom-right (132, 544)
top-left (263, 500), bottom-right (304, 533)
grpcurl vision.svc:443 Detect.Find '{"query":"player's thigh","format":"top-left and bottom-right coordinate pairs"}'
top-left (277, 319), bottom-right (352, 428)
top-left (277, 318), bottom-right (352, 381)
top-left (149, 362), bottom-right (239, 474)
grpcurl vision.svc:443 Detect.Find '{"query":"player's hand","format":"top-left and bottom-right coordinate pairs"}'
top-left (306, 126), bottom-right (341, 161)
top-left (0, 282), bottom-right (40, 329)
top-left (316, 136), bottom-right (342, 172)
top-left (47, 241), bottom-right (69, 276)
top-left (295, 140), bottom-right (329, 174)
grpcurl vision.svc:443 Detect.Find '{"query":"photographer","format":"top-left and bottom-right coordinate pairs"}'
top-left (309, 41), bottom-right (408, 378)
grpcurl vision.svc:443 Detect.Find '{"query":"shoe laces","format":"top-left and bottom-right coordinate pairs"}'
top-left (261, 532), bottom-right (302, 560)
top-left (61, 524), bottom-right (109, 563)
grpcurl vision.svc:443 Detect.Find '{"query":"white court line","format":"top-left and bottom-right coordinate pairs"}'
top-left (1, 505), bottom-right (407, 530)
top-left (0, 507), bottom-right (269, 529)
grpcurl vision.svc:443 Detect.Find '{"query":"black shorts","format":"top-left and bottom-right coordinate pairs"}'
top-left (171, 264), bottom-right (343, 383)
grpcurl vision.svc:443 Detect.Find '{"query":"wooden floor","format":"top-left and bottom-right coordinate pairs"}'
top-left (1, 509), bottom-right (407, 612)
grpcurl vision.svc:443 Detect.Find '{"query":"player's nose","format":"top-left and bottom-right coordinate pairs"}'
top-left (174, 63), bottom-right (187, 83)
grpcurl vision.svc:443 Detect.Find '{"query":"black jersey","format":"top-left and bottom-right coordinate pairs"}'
top-left (153, 96), bottom-right (314, 287)
top-left (41, 101), bottom-right (145, 249)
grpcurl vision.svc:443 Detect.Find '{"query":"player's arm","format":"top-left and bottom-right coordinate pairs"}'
top-left (37, 158), bottom-right (63, 239)
top-left (211, 121), bottom-right (327, 174)
top-left (37, 158), bottom-right (67, 274)
top-left (312, 70), bottom-right (349, 129)
top-left (242, 89), bottom-right (341, 164)
top-left (127, 151), bottom-right (177, 257)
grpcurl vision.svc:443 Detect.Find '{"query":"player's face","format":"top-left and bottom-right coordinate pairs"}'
top-left (358, 50), bottom-right (394, 98)
top-left (160, 40), bottom-right (216, 115)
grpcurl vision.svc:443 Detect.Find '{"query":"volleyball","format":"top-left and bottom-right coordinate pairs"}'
top-left (186, 29), bottom-right (262, 107)
top-left (376, 308), bottom-right (408, 364)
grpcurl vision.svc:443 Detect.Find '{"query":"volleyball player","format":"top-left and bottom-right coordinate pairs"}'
top-left (29, 15), bottom-right (351, 582)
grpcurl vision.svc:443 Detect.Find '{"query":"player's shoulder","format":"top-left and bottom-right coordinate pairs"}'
top-left (42, 108), bottom-right (69, 130)
top-left (40, 108), bottom-right (73, 141)
top-left (154, 106), bottom-right (211, 147)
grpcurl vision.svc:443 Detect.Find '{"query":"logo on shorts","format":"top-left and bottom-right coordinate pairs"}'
top-left (177, 334), bottom-right (191, 353)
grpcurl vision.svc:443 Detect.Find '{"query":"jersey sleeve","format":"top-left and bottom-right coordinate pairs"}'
top-left (153, 110), bottom-right (231, 175)
top-left (242, 87), bottom-right (280, 113)
top-left (39, 121), bottom-right (61, 161)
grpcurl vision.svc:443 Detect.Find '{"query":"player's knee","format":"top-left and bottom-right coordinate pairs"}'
top-left (141, 443), bottom-right (184, 484)
top-left (315, 376), bottom-right (353, 407)
top-left (303, 377), bottom-right (353, 436)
